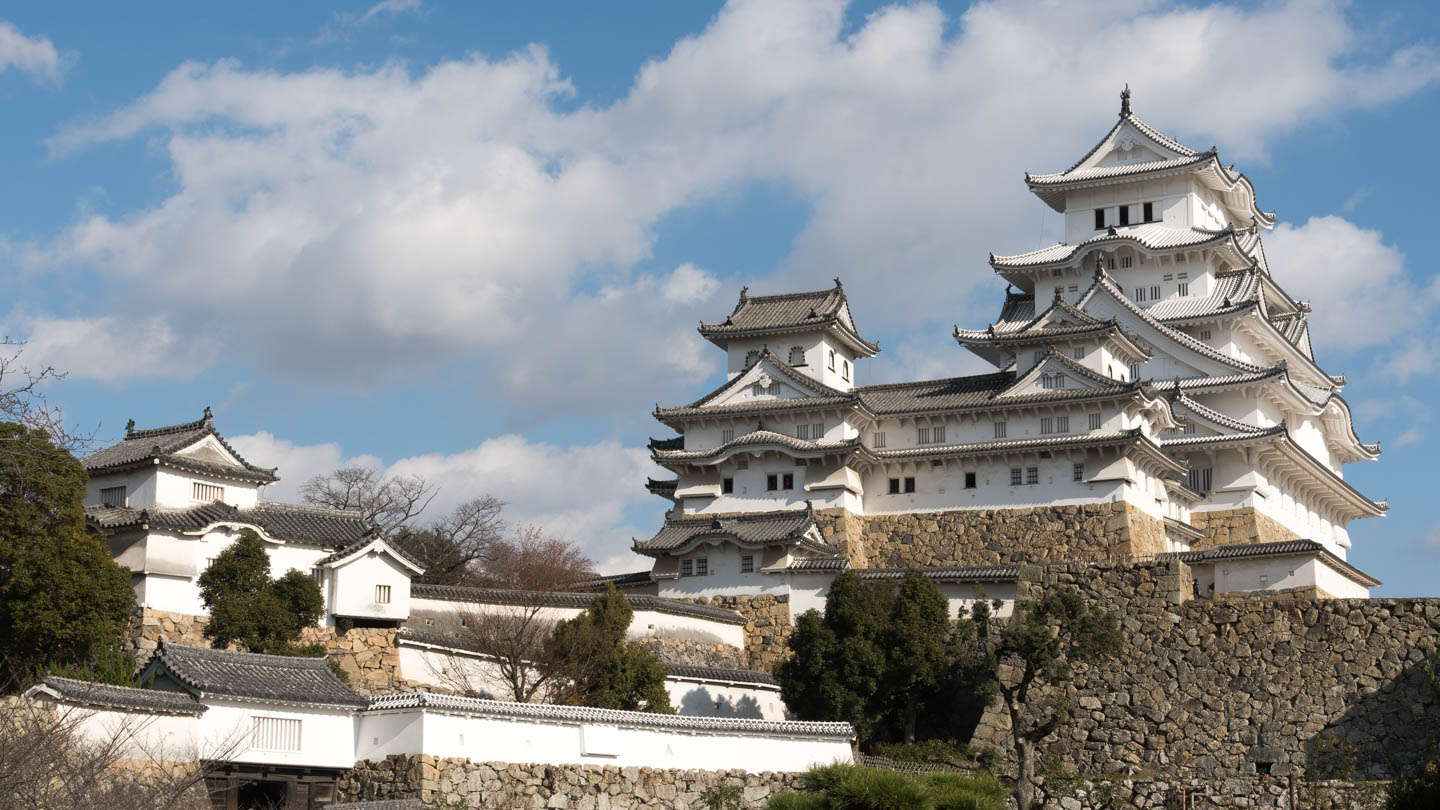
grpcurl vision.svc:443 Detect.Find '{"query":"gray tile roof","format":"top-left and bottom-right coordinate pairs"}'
top-left (410, 584), bottom-right (748, 625)
top-left (665, 664), bottom-right (779, 687)
top-left (699, 281), bottom-right (878, 354)
top-left (1167, 539), bottom-right (1380, 587)
top-left (316, 535), bottom-right (427, 573)
top-left (853, 565), bottom-right (1021, 583)
top-left (85, 501), bottom-right (376, 547)
top-left (652, 430), bottom-right (864, 463)
top-left (83, 409), bottom-right (278, 484)
top-left (143, 639), bottom-right (369, 708)
top-left (991, 225), bottom-right (1240, 269)
top-left (634, 506), bottom-right (840, 557)
top-left (568, 570), bottom-right (658, 590)
top-left (364, 691), bottom-right (856, 740)
top-left (28, 676), bottom-right (207, 716)
top-left (784, 557), bottom-right (852, 572)
top-left (855, 371), bottom-right (1014, 413)
top-left (654, 350), bottom-right (860, 423)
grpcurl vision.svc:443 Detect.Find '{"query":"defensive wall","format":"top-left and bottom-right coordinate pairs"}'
top-left (971, 560), bottom-right (1440, 782)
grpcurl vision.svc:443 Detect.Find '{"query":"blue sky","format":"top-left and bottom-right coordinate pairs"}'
top-left (2, 1), bottom-right (1438, 593)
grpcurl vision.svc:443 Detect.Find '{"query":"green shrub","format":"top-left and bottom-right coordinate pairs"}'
top-left (700, 783), bottom-right (744, 810)
top-left (921, 772), bottom-right (1007, 810)
top-left (767, 794), bottom-right (829, 810)
top-left (803, 763), bottom-right (858, 794)
top-left (869, 740), bottom-right (972, 767)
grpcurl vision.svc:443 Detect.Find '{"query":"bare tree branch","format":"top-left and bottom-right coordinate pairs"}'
top-left (0, 338), bottom-right (97, 462)
top-left (299, 467), bottom-right (437, 536)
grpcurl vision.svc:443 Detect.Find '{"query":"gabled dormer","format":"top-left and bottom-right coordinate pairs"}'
top-left (82, 408), bottom-right (278, 510)
top-left (699, 280), bottom-right (879, 392)
top-left (654, 350), bottom-right (861, 433)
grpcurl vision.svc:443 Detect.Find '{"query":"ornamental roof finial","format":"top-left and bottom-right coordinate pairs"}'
top-left (739, 286), bottom-right (749, 301)
top-left (202, 406), bottom-right (213, 424)
top-left (1120, 84), bottom-right (1131, 117)
top-left (125, 418), bottom-right (135, 434)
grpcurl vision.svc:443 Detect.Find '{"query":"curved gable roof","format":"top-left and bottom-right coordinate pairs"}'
top-left (84, 409), bottom-right (278, 484)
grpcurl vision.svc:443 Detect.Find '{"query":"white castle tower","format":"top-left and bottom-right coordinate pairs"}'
top-left (634, 89), bottom-right (1383, 604)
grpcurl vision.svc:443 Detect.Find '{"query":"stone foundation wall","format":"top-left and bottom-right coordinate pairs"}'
top-left (125, 609), bottom-right (421, 695)
top-left (1037, 776), bottom-right (1385, 810)
top-left (972, 562), bottom-right (1440, 781)
top-left (815, 509), bottom-right (868, 566)
top-left (669, 594), bottom-right (792, 672)
top-left (853, 502), bottom-right (1164, 568)
top-left (337, 756), bottom-right (809, 809)
top-left (633, 637), bottom-right (746, 669)
top-left (1189, 507), bottom-right (1301, 550)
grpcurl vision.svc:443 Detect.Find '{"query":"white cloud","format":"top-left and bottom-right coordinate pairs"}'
top-left (0, 20), bottom-right (64, 83)
top-left (1393, 426), bottom-right (1424, 449)
top-left (22, 0), bottom-right (1440, 413)
top-left (1, 314), bottom-right (216, 382)
top-left (315, 0), bottom-right (423, 43)
top-left (229, 430), bottom-right (656, 569)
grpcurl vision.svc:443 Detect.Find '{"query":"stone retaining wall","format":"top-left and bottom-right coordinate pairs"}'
top-left (972, 562), bottom-right (1440, 781)
top-left (671, 594), bottom-right (792, 672)
top-left (337, 756), bottom-right (808, 809)
top-left (1037, 776), bottom-right (1385, 809)
top-left (633, 637), bottom-right (746, 669)
top-left (1189, 507), bottom-right (1301, 550)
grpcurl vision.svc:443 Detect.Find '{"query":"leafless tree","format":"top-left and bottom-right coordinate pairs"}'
top-left (0, 339), bottom-right (96, 461)
top-left (428, 604), bottom-right (561, 703)
top-left (473, 524), bottom-right (595, 591)
top-left (301, 466), bottom-right (506, 584)
top-left (0, 695), bottom-right (244, 810)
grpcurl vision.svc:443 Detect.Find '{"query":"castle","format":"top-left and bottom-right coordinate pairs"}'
top-left (630, 88), bottom-right (1384, 609)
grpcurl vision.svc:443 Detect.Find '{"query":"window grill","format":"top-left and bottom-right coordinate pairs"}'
top-left (251, 717), bottom-right (301, 752)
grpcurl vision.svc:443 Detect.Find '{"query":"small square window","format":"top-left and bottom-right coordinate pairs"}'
top-left (1073, 347), bottom-right (1085, 360)
top-left (964, 472), bottom-right (977, 489)
top-left (1041, 417), bottom-right (1054, 434)
top-left (193, 482), bottom-right (223, 502)
top-left (888, 478), bottom-right (901, 494)
top-left (721, 429), bottom-right (734, 443)
top-left (1178, 282), bottom-right (1189, 296)
top-left (1143, 201), bottom-right (1155, 222)
top-left (782, 473), bottom-right (794, 490)
top-left (1135, 287), bottom-right (1147, 302)
top-left (812, 423), bottom-right (824, 439)
top-left (903, 477), bottom-right (916, 493)
top-left (796, 424), bottom-right (810, 440)
top-left (994, 421), bottom-right (1008, 439)
top-left (722, 477), bottom-right (734, 494)
top-left (1120, 256), bottom-right (1133, 269)
top-left (1056, 415), bottom-right (1069, 433)
top-left (1129, 362), bottom-right (1141, 381)
top-left (681, 559), bottom-right (694, 577)
top-left (1118, 205), bottom-right (1131, 226)
top-left (766, 474), bottom-right (779, 491)
top-left (1067, 284), bottom-right (1078, 293)
top-left (1033, 350), bottom-right (1044, 364)
top-left (375, 585), bottom-right (391, 604)
top-left (872, 431), bottom-right (887, 448)
top-left (1073, 463), bottom-right (1085, 482)
top-left (1150, 285), bottom-right (1161, 300)
top-left (1088, 412), bottom-right (1102, 430)
top-left (752, 382), bottom-right (764, 396)
top-left (1094, 208), bottom-right (1105, 229)
top-left (741, 555), bottom-right (754, 574)
top-left (696, 558), bottom-right (709, 576)
top-left (1010, 468), bottom-right (1022, 486)
top-left (736, 457), bottom-right (749, 470)
top-left (933, 425), bottom-right (946, 443)
top-left (100, 486), bottom-right (127, 508)
top-left (1026, 467), bottom-right (1039, 485)
top-left (1199, 329), bottom-right (1212, 341)
top-left (917, 427), bottom-right (931, 444)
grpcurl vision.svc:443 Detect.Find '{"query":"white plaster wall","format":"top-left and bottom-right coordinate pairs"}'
top-left (666, 680), bottom-right (786, 720)
top-left (1312, 558), bottom-right (1371, 598)
top-left (330, 552), bottom-right (412, 621)
top-left (397, 644), bottom-right (514, 697)
top-left (356, 708), bottom-right (852, 772)
top-left (1062, 176), bottom-right (1191, 242)
top-left (785, 574), bottom-right (1015, 623)
top-left (1212, 555), bottom-right (1309, 595)
top-left (408, 597), bottom-right (745, 649)
top-left (154, 468), bottom-right (259, 509)
top-left (201, 700), bottom-right (356, 769)
top-left (653, 544), bottom-right (787, 599)
top-left (64, 704), bottom-right (207, 761)
top-left (860, 457), bottom-right (1131, 514)
top-left (85, 469), bottom-right (157, 509)
top-left (139, 573), bottom-right (207, 615)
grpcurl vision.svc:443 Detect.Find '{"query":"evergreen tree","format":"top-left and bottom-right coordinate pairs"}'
top-left (547, 584), bottom-right (672, 713)
top-left (881, 569), bottom-right (950, 743)
top-left (197, 530), bottom-right (325, 653)
top-left (0, 423), bottom-right (135, 685)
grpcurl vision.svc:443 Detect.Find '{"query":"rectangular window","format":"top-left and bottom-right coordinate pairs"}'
top-left (782, 473), bottom-right (794, 490)
top-left (375, 585), bottom-right (391, 604)
top-left (903, 477), bottom-right (916, 494)
top-left (1150, 285), bottom-right (1161, 300)
top-left (1143, 201), bottom-right (1155, 222)
top-left (768, 382), bottom-right (781, 395)
top-left (1129, 362), bottom-right (1141, 381)
top-left (1088, 412), bottom-right (1102, 430)
top-left (1182, 420), bottom-right (1197, 435)
top-left (1135, 287), bottom-right (1146, 302)
top-left (872, 432), bottom-right (887, 448)
top-left (964, 472), bottom-right (977, 489)
top-left (932, 425), bottom-right (946, 443)
top-left (696, 558), bottom-right (709, 576)
top-left (767, 474), bottom-right (779, 491)
top-left (1040, 417), bottom-right (1054, 434)
top-left (1120, 256), bottom-right (1133, 269)
top-left (1073, 347), bottom-right (1086, 360)
top-left (1026, 467), bottom-right (1039, 485)
top-left (1056, 415), bottom-right (1069, 433)
top-left (1178, 271), bottom-right (1188, 280)
top-left (1188, 467), bottom-right (1214, 493)
top-left (681, 559), bottom-right (694, 577)
top-left (1033, 350), bottom-right (1044, 364)
top-left (251, 717), bottom-right (301, 752)
top-left (740, 555), bottom-right (754, 574)
top-left (796, 424), bottom-right (810, 440)
top-left (193, 482), bottom-right (223, 502)
top-left (310, 566), bottom-right (321, 583)
top-left (736, 457), bottom-right (749, 469)
top-left (751, 382), bottom-right (764, 396)
top-left (1010, 468), bottom-right (1023, 486)
top-left (888, 478), bottom-right (901, 494)
top-left (721, 429), bottom-right (734, 443)
top-left (1107, 257), bottom-right (1117, 271)
top-left (1073, 463), bottom-right (1085, 482)
top-left (1163, 273), bottom-right (1173, 282)
top-left (100, 486), bottom-right (127, 508)
top-left (1118, 205), bottom-right (1131, 226)
top-left (1177, 282), bottom-right (1189, 296)
top-left (812, 423), bottom-right (824, 439)
top-left (1094, 208), bottom-right (1105, 229)
top-left (917, 426), bottom-right (931, 444)
top-left (1199, 329), bottom-right (1212, 341)
top-left (994, 421), bottom-right (1007, 439)
top-left (722, 477), bottom-right (734, 494)
top-left (1067, 284), bottom-right (1078, 293)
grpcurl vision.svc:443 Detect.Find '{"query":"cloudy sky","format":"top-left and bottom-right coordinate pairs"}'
top-left (2, 1), bottom-right (1438, 592)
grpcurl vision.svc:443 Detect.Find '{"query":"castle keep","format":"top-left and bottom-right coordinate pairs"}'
top-left (637, 89), bottom-right (1384, 608)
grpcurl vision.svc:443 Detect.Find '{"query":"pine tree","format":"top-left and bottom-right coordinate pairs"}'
top-left (547, 584), bottom-right (672, 713)
top-left (197, 530), bottom-right (325, 653)
top-left (882, 569), bottom-right (950, 743)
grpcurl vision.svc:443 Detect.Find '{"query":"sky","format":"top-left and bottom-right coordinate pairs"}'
top-left (1, 0), bottom-right (1438, 593)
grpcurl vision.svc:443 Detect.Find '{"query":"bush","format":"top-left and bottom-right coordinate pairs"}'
top-left (827, 767), bottom-right (932, 810)
top-left (767, 794), bottom-right (829, 810)
top-left (869, 740), bottom-right (973, 767)
top-left (780, 765), bottom-right (1005, 810)
top-left (922, 772), bottom-right (1007, 810)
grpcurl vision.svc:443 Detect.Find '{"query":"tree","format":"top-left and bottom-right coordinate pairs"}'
top-left (301, 465), bottom-right (506, 585)
top-left (0, 422), bottom-right (135, 685)
top-left (547, 585), bottom-right (672, 713)
top-left (775, 570), bottom-right (893, 741)
top-left (473, 524), bottom-right (595, 591)
top-left (0, 339), bottom-right (96, 473)
top-left (197, 530), bottom-right (325, 653)
top-left (956, 586), bottom-right (1122, 810)
top-left (441, 603), bottom-right (562, 702)
top-left (881, 570), bottom-right (951, 744)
